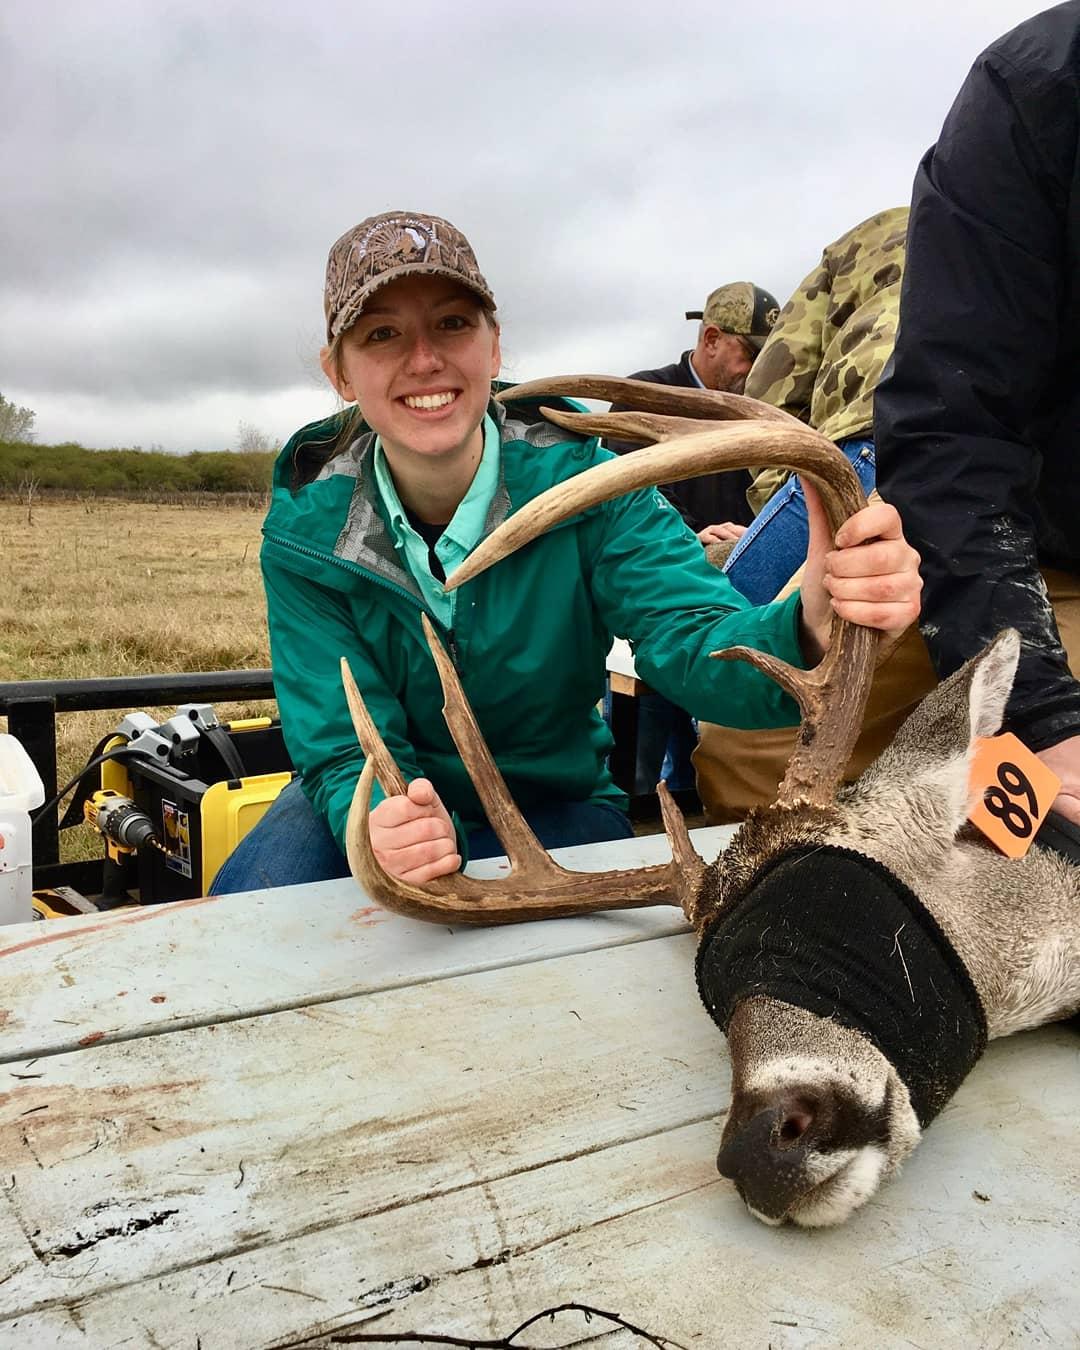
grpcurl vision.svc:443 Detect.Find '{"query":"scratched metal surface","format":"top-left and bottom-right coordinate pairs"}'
top-left (0, 830), bottom-right (1077, 1347)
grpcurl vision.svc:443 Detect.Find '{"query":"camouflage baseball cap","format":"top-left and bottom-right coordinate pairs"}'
top-left (324, 210), bottom-right (496, 343)
top-left (685, 282), bottom-right (781, 351)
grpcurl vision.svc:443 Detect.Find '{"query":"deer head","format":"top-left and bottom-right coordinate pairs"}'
top-left (338, 378), bottom-right (1071, 1228)
top-left (698, 630), bottom-right (1023, 1226)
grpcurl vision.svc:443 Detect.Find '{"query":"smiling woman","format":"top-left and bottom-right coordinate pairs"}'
top-left (209, 210), bottom-right (923, 896)
top-left (321, 272), bottom-right (501, 525)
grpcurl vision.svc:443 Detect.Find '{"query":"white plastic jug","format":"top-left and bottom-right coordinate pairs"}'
top-left (0, 734), bottom-right (45, 925)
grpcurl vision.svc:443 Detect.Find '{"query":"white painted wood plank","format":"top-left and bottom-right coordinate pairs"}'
top-left (0, 936), bottom-right (714, 1311)
top-left (606, 638), bottom-right (637, 681)
top-left (3, 1030), bottom-right (1078, 1349)
top-left (0, 826), bottom-right (735, 1062)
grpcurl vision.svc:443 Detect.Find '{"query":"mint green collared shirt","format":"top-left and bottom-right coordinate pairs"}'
top-left (374, 414), bottom-right (500, 630)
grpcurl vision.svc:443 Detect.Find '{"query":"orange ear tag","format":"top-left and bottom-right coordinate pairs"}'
top-left (967, 733), bottom-right (1061, 858)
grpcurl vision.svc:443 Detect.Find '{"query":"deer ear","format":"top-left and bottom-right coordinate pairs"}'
top-left (880, 628), bottom-right (1020, 760)
top-left (849, 630), bottom-right (1022, 840)
top-left (965, 628), bottom-right (1022, 741)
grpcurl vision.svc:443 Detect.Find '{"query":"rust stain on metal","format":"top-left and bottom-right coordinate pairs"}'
top-left (0, 1009), bottom-right (8, 1027)
top-left (349, 905), bottom-right (388, 926)
top-left (0, 892), bottom-right (223, 961)
top-left (3, 1078), bottom-right (206, 1167)
top-left (150, 995), bottom-right (166, 1004)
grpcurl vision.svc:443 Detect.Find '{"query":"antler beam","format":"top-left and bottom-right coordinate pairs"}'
top-left (340, 374), bottom-right (884, 926)
top-left (501, 375), bottom-right (800, 428)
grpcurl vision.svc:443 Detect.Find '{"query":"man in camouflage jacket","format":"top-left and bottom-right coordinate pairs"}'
top-left (696, 206), bottom-right (937, 824)
top-left (719, 207), bottom-right (907, 605)
top-left (747, 209), bottom-right (905, 497)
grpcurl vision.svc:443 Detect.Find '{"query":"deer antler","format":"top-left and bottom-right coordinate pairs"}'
top-left (448, 378), bottom-right (880, 808)
top-left (341, 376), bottom-right (878, 926)
top-left (503, 375), bottom-right (801, 429)
top-left (341, 616), bottom-right (704, 925)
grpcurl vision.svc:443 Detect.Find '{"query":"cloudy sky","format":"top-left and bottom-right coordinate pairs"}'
top-left (1, 0), bottom-right (1046, 452)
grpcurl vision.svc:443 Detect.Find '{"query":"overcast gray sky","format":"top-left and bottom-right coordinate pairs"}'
top-left (1, 0), bottom-right (1047, 452)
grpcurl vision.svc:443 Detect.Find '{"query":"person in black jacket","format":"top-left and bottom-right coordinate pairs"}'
top-left (606, 281), bottom-right (780, 793)
top-left (607, 281), bottom-right (780, 535)
top-left (875, 0), bottom-right (1080, 828)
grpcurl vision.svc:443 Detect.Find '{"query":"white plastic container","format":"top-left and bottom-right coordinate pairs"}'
top-left (0, 734), bottom-right (45, 925)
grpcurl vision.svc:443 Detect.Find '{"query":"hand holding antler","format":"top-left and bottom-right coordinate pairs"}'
top-left (798, 481), bottom-right (923, 664)
top-left (369, 779), bottom-right (461, 883)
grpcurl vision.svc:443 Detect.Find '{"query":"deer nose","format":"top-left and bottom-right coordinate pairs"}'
top-left (716, 1098), bottom-right (818, 1221)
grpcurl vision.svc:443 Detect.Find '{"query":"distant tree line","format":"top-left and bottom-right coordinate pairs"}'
top-left (0, 401), bottom-right (282, 498)
top-left (0, 440), bottom-right (276, 496)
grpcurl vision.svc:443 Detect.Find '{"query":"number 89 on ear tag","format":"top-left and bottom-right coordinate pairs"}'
top-left (968, 733), bottom-right (1061, 858)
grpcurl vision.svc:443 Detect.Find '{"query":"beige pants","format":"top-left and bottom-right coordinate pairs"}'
top-left (695, 566), bottom-right (1080, 825)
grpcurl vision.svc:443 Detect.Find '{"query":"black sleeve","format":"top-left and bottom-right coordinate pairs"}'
top-left (874, 41), bottom-right (1080, 751)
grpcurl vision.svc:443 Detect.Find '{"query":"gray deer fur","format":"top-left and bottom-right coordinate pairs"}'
top-left (698, 628), bottom-right (1080, 1227)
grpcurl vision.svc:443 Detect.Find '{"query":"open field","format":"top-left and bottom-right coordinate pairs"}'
top-left (0, 495), bottom-right (274, 861)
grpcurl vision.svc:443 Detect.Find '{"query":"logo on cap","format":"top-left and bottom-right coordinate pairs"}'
top-left (324, 211), bottom-right (496, 343)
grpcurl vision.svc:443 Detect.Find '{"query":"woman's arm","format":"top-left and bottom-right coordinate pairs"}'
top-left (264, 559), bottom-right (462, 878)
top-left (263, 560), bottom-right (417, 840)
top-left (586, 481), bottom-right (919, 728)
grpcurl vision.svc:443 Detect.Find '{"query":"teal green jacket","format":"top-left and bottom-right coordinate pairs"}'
top-left (260, 399), bottom-right (806, 853)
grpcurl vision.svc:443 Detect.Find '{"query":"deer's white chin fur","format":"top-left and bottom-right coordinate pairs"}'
top-left (786, 1145), bottom-right (891, 1227)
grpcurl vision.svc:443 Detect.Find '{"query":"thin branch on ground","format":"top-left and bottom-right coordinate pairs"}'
top-left (327, 1299), bottom-right (689, 1349)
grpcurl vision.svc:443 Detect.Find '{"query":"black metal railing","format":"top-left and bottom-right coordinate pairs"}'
top-left (2, 668), bottom-right (694, 894)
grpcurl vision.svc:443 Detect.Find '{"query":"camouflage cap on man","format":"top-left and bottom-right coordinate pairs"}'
top-left (686, 282), bottom-right (781, 352)
top-left (324, 210), bottom-right (496, 344)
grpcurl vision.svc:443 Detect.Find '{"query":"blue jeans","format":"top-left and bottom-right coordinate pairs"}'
top-left (209, 776), bottom-right (635, 895)
top-left (723, 438), bottom-right (877, 605)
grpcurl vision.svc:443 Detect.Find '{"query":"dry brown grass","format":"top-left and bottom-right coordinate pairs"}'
top-left (0, 496), bottom-right (275, 860)
top-left (0, 495), bottom-right (676, 869)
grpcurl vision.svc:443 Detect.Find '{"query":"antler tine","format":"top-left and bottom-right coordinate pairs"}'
top-left (418, 614), bottom-right (557, 874)
top-left (541, 405), bottom-right (732, 447)
top-left (341, 657), bottom-right (409, 798)
top-left (340, 646), bottom-right (705, 924)
top-left (443, 416), bottom-right (879, 808)
top-left (712, 623), bottom-right (877, 807)
top-left (498, 374), bottom-right (798, 425)
top-left (657, 781), bottom-right (705, 920)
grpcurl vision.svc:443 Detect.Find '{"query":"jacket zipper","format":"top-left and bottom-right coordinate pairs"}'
top-left (263, 529), bottom-right (463, 671)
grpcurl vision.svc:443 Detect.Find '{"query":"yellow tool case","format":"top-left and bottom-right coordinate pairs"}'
top-left (36, 704), bottom-right (293, 911)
